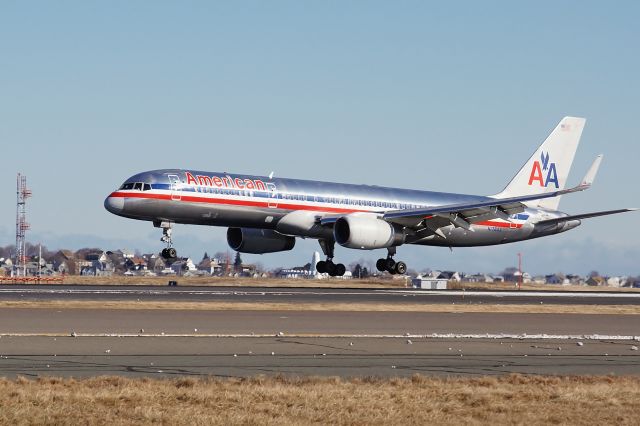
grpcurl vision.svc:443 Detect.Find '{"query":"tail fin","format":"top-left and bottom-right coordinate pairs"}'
top-left (494, 116), bottom-right (586, 211)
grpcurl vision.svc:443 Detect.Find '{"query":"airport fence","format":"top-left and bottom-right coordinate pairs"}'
top-left (0, 276), bottom-right (64, 284)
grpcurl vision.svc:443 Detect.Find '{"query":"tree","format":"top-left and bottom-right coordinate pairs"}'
top-left (233, 252), bottom-right (243, 272)
top-left (501, 267), bottom-right (518, 276)
top-left (352, 263), bottom-right (363, 278)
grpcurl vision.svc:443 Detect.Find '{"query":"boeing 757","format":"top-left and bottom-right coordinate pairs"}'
top-left (104, 117), bottom-right (635, 276)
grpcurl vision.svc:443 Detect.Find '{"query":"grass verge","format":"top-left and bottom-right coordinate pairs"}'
top-left (1, 375), bottom-right (638, 425)
top-left (0, 300), bottom-right (639, 314)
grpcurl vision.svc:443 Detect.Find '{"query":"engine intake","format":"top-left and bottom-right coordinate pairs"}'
top-left (334, 214), bottom-right (405, 249)
top-left (227, 228), bottom-right (296, 254)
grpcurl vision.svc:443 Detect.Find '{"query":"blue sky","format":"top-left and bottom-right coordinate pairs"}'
top-left (1, 1), bottom-right (638, 275)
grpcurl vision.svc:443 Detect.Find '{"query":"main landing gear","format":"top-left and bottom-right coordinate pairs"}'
top-left (315, 239), bottom-right (346, 277)
top-left (156, 221), bottom-right (178, 260)
top-left (376, 247), bottom-right (407, 275)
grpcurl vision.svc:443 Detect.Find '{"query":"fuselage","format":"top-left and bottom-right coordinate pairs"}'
top-left (104, 169), bottom-right (578, 247)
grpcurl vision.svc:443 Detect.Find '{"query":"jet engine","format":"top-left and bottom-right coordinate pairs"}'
top-left (227, 227), bottom-right (296, 254)
top-left (333, 214), bottom-right (405, 249)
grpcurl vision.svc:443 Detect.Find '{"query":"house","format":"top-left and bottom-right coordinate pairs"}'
top-left (586, 276), bottom-right (606, 287)
top-left (53, 250), bottom-right (77, 275)
top-left (124, 256), bottom-right (148, 273)
top-left (462, 273), bottom-right (494, 283)
top-left (545, 274), bottom-right (568, 285)
top-left (532, 275), bottom-right (547, 285)
top-left (431, 271), bottom-right (461, 282)
top-left (170, 258), bottom-right (197, 275)
top-left (143, 253), bottom-right (168, 274)
top-left (79, 254), bottom-right (115, 276)
top-left (565, 274), bottom-right (585, 286)
top-left (197, 256), bottom-right (220, 275)
top-left (507, 271), bottom-right (532, 284)
top-left (607, 276), bottom-right (628, 288)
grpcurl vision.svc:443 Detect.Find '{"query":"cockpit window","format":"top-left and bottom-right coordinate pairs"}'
top-left (119, 182), bottom-right (150, 191)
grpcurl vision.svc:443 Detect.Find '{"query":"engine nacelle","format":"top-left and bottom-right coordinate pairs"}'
top-left (333, 214), bottom-right (405, 249)
top-left (227, 227), bottom-right (296, 254)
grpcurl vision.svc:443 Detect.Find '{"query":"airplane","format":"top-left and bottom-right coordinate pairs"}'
top-left (105, 117), bottom-right (635, 276)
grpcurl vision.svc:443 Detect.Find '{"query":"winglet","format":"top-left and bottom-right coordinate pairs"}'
top-left (580, 155), bottom-right (603, 188)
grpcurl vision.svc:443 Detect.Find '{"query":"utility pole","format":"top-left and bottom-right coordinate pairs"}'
top-left (38, 243), bottom-right (42, 281)
top-left (517, 252), bottom-right (523, 290)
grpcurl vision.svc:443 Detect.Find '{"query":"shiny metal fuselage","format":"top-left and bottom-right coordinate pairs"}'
top-left (104, 169), bottom-right (577, 248)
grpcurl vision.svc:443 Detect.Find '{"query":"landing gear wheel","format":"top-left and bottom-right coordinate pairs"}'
top-left (334, 263), bottom-right (346, 277)
top-left (394, 261), bottom-right (407, 275)
top-left (385, 258), bottom-right (396, 274)
top-left (161, 247), bottom-right (177, 260)
top-left (325, 261), bottom-right (337, 276)
top-left (316, 261), bottom-right (327, 274)
top-left (376, 259), bottom-right (387, 272)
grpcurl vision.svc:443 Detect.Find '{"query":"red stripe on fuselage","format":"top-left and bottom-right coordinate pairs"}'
top-left (109, 191), bottom-right (366, 214)
top-left (109, 191), bottom-right (525, 228)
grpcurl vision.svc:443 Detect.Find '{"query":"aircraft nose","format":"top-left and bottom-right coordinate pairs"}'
top-left (104, 195), bottom-right (124, 214)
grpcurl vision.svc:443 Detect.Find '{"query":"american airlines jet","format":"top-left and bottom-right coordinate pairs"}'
top-left (105, 117), bottom-right (634, 276)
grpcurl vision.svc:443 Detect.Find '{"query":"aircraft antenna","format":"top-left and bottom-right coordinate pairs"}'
top-left (15, 173), bottom-right (32, 276)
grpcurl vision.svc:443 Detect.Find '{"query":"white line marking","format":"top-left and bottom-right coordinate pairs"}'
top-left (2, 333), bottom-right (639, 340)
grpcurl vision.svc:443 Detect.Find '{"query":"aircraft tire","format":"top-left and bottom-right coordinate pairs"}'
top-left (325, 261), bottom-right (336, 276)
top-left (316, 261), bottom-right (327, 274)
top-left (385, 258), bottom-right (396, 273)
top-left (376, 259), bottom-right (387, 272)
top-left (167, 248), bottom-right (177, 259)
top-left (335, 263), bottom-right (346, 277)
top-left (394, 261), bottom-right (407, 275)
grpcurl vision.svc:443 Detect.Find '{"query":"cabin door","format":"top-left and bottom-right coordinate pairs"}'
top-left (168, 174), bottom-right (182, 201)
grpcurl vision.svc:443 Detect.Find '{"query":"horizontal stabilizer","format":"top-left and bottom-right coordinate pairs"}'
top-left (536, 208), bottom-right (637, 226)
top-left (580, 155), bottom-right (602, 187)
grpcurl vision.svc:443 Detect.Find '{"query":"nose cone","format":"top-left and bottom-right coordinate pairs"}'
top-left (104, 195), bottom-right (124, 214)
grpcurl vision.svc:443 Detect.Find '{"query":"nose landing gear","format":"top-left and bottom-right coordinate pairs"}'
top-left (376, 247), bottom-right (407, 275)
top-left (315, 239), bottom-right (346, 277)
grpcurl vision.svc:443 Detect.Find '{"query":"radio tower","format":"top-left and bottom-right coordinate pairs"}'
top-left (15, 173), bottom-right (31, 276)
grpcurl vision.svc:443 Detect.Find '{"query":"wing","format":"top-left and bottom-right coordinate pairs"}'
top-left (382, 181), bottom-right (591, 229)
top-left (320, 156), bottom-right (605, 239)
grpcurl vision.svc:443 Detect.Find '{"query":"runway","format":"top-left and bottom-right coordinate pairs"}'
top-left (1, 284), bottom-right (640, 305)
top-left (1, 336), bottom-right (639, 378)
top-left (0, 307), bottom-right (638, 378)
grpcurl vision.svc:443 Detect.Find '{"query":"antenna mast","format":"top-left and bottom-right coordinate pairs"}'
top-left (15, 173), bottom-right (31, 276)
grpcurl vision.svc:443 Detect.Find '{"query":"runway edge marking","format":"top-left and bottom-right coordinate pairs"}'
top-left (1, 333), bottom-right (639, 340)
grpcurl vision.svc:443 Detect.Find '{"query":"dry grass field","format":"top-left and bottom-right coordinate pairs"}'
top-left (0, 375), bottom-right (638, 425)
top-left (1, 300), bottom-right (639, 315)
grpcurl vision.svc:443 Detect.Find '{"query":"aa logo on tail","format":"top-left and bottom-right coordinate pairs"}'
top-left (528, 151), bottom-right (559, 188)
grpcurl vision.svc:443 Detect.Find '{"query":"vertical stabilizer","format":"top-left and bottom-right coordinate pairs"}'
top-left (494, 117), bottom-right (586, 211)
